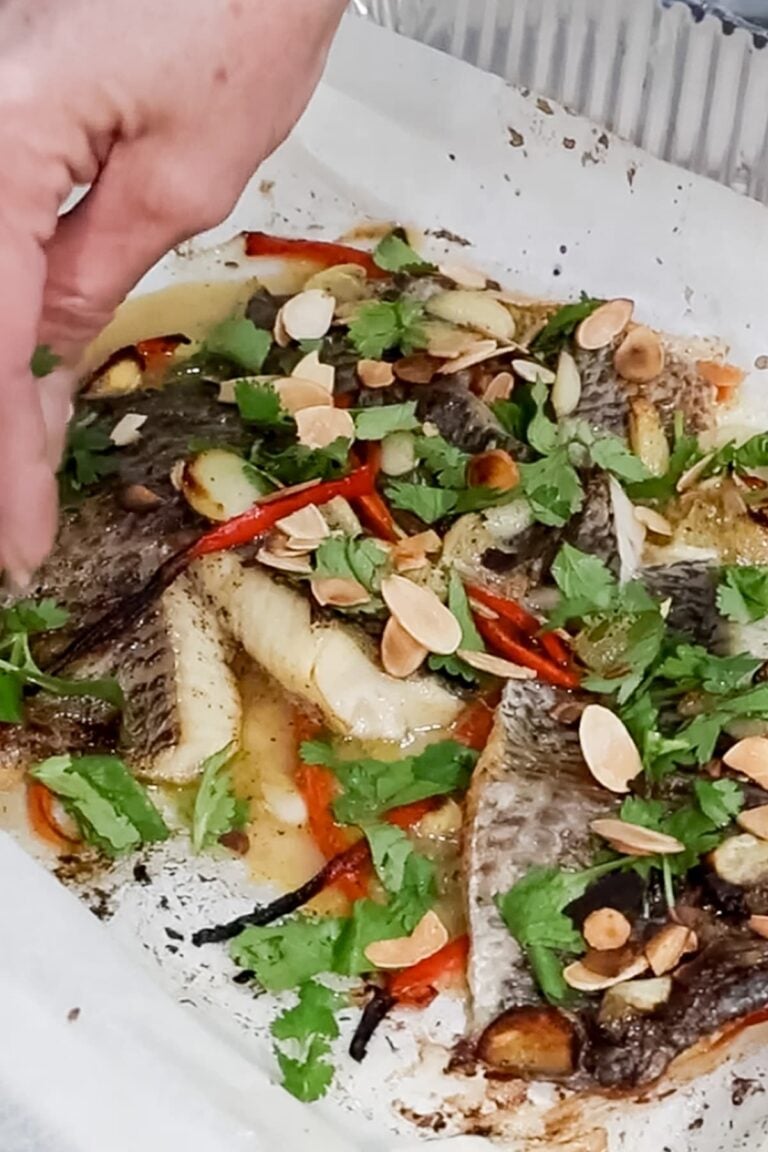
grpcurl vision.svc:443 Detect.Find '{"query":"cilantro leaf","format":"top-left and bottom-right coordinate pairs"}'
top-left (496, 860), bottom-right (623, 1002)
top-left (590, 434), bottom-right (651, 482)
top-left (363, 822), bottom-right (414, 892)
top-left (354, 401), bottom-right (420, 441)
top-left (625, 412), bottom-right (701, 505)
top-left (191, 743), bottom-right (247, 853)
top-left (526, 379), bottom-right (560, 456)
top-left (235, 380), bottom-right (292, 428)
top-left (1, 599), bottom-right (69, 635)
top-left (250, 436), bottom-right (350, 486)
top-left (300, 738), bottom-right (477, 826)
top-left (231, 917), bottom-right (345, 992)
top-left (529, 294), bottom-right (603, 359)
top-left (654, 644), bottom-right (761, 695)
top-left (620, 786), bottom-right (743, 877)
top-left (373, 233), bottom-right (435, 274)
top-left (519, 447), bottom-right (583, 527)
top-left (270, 980), bottom-right (342, 1103)
top-left (549, 544), bottom-right (617, 624)
top-left (0, 675), bottom-right (23, 723)
top-left (313, 536), bottom-right (389, 600)
top-left (59, 412), bottom-right (119, 499)
top-left (415, 434), bottom-right (469, 488)
top-left (717, 566), bottom-right (768, 624)
top-left (30, 754), bottom-right (169, 857)
top-left (693, 778), bottom-right (744, 827)
top-left (203, 318), bottom-right (272, 372)
top-left (31, 344), bottom-right (62, 377)
top-left (348, 299), bottom-right (427, 360)
top-left (492, 383), bottom-right (537, 442)
top-left (385, 481), bottom-right (458, 523)
top-left (429, 570), bottom-right (484, 683)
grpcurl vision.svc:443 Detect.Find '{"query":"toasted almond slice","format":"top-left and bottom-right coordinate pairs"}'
top-left (457, 648), bottom-right (537, 680)
top-left (426, 291), bottom-right (517, 342)
top-left (467, 449), bottom-right (519, 492)
top-left (364, 910), bottom-right (449, 970)
top-left (273, 377), bottom-right (333, 415)
top-left (723, 737), bottom-right (768, 788)
top-left (614, 326), bottom-right (665, 383)
top-left (579, 705), bottom-right (643, 794)
top-left (394, 354), bottom-right (440, 384)
top-left (217, 380), bottom-right (238, 405)
top-left (645, 924), bottom-right (697, 976)
top-left (311, 576), bottom-right (370, 608)
top-left (634, 506), bottom-right (673, 536)
top-left (392, 529), bottom-right (442, 573)
top-left (511, 359), bottom-right (556, 385)
top-left (628, 397), bottom-right (669, 477)
top-left (110, 412), bottom-right (147, 447)
top-left (590, 818), bottom-right (685, 857)
top-left (438, 261), bottom-right (488, 290)
top-left (381, 574), bottom-right (462, 656)
top-left (737, 804), bottom-right (768, 840)
top-left (257, 547), bottom-right (313, 574)
top-left (438, 340), bottom-right (501, 376)
top-left (291, 350), bottom-right (335, 393)
top-left (263, 530), bottom-right (302, 559)
top-left (275, 504), bottom-right (329, 543)
top-left (273, 308), bottom-right (290, 348)
top-left (381, 614), bottom-right (429, 678)
top-left (295, 405), bottom-right (355, 450)
top-left (676, 451), bottom-right (715, 493)
top-left (563, 954), bottom-right (648, 992)
top-left (749, 915), bottom-right (768, 939)
top-left (280, 289), bottom-right (335, 341)
top-left (468, 598), bottom-right (499, 621)
top-left (583, 908), bottom-right (632, 952)
top-left (425, 323), bottom-right (483, 359)
top-left (575, 299), bottom-right (634, 350)
top-left (255, 477), bottom-right (321, 504)
top-left (697, 359), bottom-right (746, 400)
top-left (119, 483), bottom-right (163, 512)
top-left (483, 372), bottom-right (515, 403)
top-left (357, 359), bottom-right (396, 389)
top-left (551, 349), bottom-right (582, 417)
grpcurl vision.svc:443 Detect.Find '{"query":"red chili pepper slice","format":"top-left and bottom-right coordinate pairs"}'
top-left (451, 697), bottom-right (497, 751)
top-left (243, 231), bottom-right (386, 278)
top-left (467, 583), bottom-right (571, 667)
top-left (26, 780), bottom-right (79, 853)
top-left (473, 614), bottom-right (581, 690)
top-left (189, 466), bottom-right (375, 558)
top-left (349, 443), bottom-right (401, 544)
top-left (389, 935), bottom-right (470, 1006)
top-left (135, 334), bottom-right (188, 374)
top-left (384, 798), bottom-right (439, 830)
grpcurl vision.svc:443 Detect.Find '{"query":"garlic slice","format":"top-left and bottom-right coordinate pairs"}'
top-left (381, 575), bottom-right (462, 656)
top-left (550, 349), bottom-right (582, 417)
top-left (579, 705), bottom-right (643, 794)
top-left (110, 412), bottom-right (147, 447)
top-left (425, 290), bottom-right (517, 342)
top-left (295, 405), bottom-right (355, 450)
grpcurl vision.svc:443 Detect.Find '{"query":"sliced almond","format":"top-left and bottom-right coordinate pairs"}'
top-left (364, 910), bottom-right (449, 970)
top-left (280, 289), bottom-right (335, 341)
top-left (381, 574), bottom-right (462, 656)
top-left (634, 506), bottom-right (673, 536)
top-left (217, 380), bottom-right (237, 405)
top-left (511, 359), bottom-right (556, 385)
top-left (583, 908), bottom-right (632, 952)
top-left (697, 359), bottom-right (746, 401)
top-left (579, 704), bottom-right (643, 794)
top-left (394, 354), bottom-right (441, 384)
top-left (381, 614), bottom-right (429, 678)
top-left (257, 547), bottom-right (313, 574)
top-left (275, 504), bottom-right (329, 544)
top-left (291, 350), bottom-right (335, 393)
top-left (748, 914), bottom-right (768, 939)
top-left (645, 924), bottom-right (697, 976)
top-left (468, 598), bottom-right (499, 621)
top-left (273, 377), bottom-right (333, 415)
top-left (110, 412), bottom-right (147, 447)
top-left (737, 804), bottom-right (768, 840)
top-left (357, 359), bottom-right (395, 389)
top-left (119, 483), bottom-right (163, 512)
top-left (392, 530), bottom-right (442, 573)
top-left (676, 451), bottom-right (715, 494)
top-left (438, 261), bottom-right (487, 290)
top-left (575, 299), bottom-right (634, 350)
top-left (425, 323), bottom-right (484, 360)
top-left (438, 339), bottom-right (505, 376)
top-left (425, 290), bottom-right (517, 342)
top-left (457, 648), bottom-right (536, 680)
top-left (467, 449), bottom-right (520, 492)
top-left (311, 576), bottom-right (370, 608)
top-left (599, 976), bottom-right (672, 1021)
top-left (590, 818), bottom-right (685, 857)
top-left (723, 737), bottom-right (768, 788)
top-left (563, 953), bottom-right (648, 992)
top-left (273, 309), bottom-right (290, 348)
top-left (483, 372), bottom-right (515, 404)
top-left (295, 405), bottom-right (355, 450)
top-left (628, 397), bottom-right (669, 477)
top-left (614, 326), bottom-right (665, 383)
top-left (551, 349), bottom-right (581, 417)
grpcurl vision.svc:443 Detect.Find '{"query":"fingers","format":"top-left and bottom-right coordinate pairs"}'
top-left (0, 224), bottom-right (59, 583)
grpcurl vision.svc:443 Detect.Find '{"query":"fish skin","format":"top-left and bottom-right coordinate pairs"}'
top-left (464, 679), bottom-right (612, 1030)
top-left (641, 559), bottom-right (720, 647)
top-left (415, 380), bottom-right (519, 455)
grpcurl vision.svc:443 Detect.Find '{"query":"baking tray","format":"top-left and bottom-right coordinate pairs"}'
top-left (3, 14), bottom-right (768, 1152)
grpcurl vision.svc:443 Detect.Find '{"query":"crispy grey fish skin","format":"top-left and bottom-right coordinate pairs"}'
top-left (415, 380), bottom-right (518, 455)
top-left (642, 559), bottom-right (720, 646)
top-left (464, 679), bottom-right (612, 1030)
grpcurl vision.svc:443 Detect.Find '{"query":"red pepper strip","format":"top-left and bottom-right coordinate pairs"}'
top-left (451, 697), bottom-right (497, 751)
top-left (135, 334), bottom-right (188, 374)
top-left (473, 614), bottom-right (581, 690)
top-left (26, 780), bottom-right (78, 853)
top-left (189, 466), bottom-right (374, 559)
top-left (384, 798), bottom-right (438, 830)
top-left (352, 443), bottom-right (401, 544)
top-left (243, 231), bottom-right (386, 278)
top-left (467, 583), bottom-right (572, 668)
top-left (389, 935), bottom-right (470, 1006)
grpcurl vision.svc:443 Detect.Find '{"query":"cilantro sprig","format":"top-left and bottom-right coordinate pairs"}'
top-left (191, 743), bottom-right (248, 852)
top-left (58, 413), bottom-right (119, 502)
top-left (717, 565), bottom-right (768, 624)
top-left (529, 294), bottom-right (603, 360)
top-left (203, 318), bottom-right (272, 373)
top-left (373, 232), bottom-right (435, 275)
top-left (348, 298), bottom-right (427, 360)
top-left (271, 980), bottom-right (342, 1102)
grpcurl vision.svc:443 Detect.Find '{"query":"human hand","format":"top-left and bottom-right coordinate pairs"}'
top-left (0, 0), bottom-right (345, 584)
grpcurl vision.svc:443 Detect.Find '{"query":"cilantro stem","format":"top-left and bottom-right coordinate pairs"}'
top-left (662, 856), bottom-right (675, 912)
